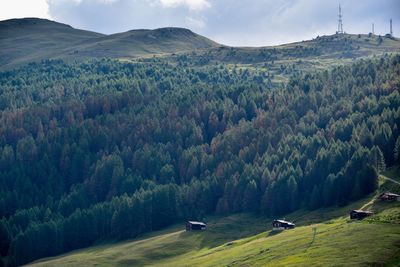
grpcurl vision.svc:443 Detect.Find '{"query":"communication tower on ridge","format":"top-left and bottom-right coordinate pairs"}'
top-left (337, 4), bottom-right (344, 34)
top-left (390, 19), bottom-right (393, 36)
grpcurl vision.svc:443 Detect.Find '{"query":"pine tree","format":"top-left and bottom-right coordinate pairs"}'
top-left (243, 180), bottom-right (258, 211)
top-left (370, 146), bottom-right (386, 174)
top-left (0, 219), bottom-right (10, 256)
top-left (394, 136), bottom-right (400, 164)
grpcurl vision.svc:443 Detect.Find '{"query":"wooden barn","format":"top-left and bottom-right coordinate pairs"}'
top-left (378, 192), bottom-right (400, 202)
top-left (272, 219), bottom-right (295, 230)
top-left (186, 221), bottom-right (206, 231)
top-left (350, 210), bottom-right (373, 220)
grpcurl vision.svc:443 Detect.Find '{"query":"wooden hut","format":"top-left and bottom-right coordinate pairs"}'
top-left (378, 192), bottom-right (400, 202)
top-left (350, 210), bottom-right (373, 220)
top-left (186, 221), bottom-right (206, 231)
top-left (272, 219), bottom-right (295, 230)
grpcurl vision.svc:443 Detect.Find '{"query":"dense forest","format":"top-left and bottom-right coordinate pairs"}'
top-left (0, 54), bottom-right (399, 266)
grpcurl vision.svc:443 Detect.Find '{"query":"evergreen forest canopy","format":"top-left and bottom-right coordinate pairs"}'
top-left (0, 53), bottom-right (399, 266)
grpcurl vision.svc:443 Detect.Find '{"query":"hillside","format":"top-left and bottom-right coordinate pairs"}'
top-left (26, 168), bottom-right (400, 266)
top-left (1, 51), bottom-right (399, 266)
top-left (69, 27), bottom-right (219, 58)
top-left (0, 18), bottom-right (104, 68)
top-left (1, 18), bottom-right (399, 71)
top-left (175, 33), bottom-right (400, 64)
top-left (0, 18), bottom-right (218, 69)
top-left (1, 17), bottom-right (400, 267)
top-left (164, 33), bottom-right (400, 85)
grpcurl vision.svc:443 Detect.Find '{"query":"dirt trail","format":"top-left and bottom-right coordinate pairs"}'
top-left (381, 175), bottom-right (400, 186)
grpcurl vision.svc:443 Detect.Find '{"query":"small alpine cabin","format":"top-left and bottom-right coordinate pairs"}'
top-left (272, 219), bottom-right (295, 230)
top-left (378, 192), bottom-right (400, 202)
top-left (186, 221), bottom-right (206, 231)
top-left (350, 210), bottom-right (373, 220)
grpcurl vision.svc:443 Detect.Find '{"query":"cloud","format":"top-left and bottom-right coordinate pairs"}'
top-left (199, 0), bottom-right (400, 46)
top-left (159, 0), bottom-right (210, 11)
top-left (185, 16), bottom-right (206, 28)
top-left (0, 0), bottom-right (50, 20)
top-left (46, 0), bottom-right (210, 33)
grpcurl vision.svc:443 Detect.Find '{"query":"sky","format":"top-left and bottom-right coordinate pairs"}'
top-left (1, 0), bottom-right (399, 46)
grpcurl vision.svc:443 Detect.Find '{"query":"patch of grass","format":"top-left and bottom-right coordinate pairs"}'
top-left (156, 220), bottom-right (400, 267)
top-left (26, 213), bottom-right (269, 267)
top-left (380, 166), bottom-right (400, 194)
top-left (383, 166), bottom-right (400, 182)
top-left (27, 191), bottom-right (400, 267)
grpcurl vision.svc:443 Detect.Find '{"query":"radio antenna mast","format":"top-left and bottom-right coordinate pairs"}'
top-left (337, 4), bottom-right (344, 34)
top-left (390, 19), bottom-right (393, 36)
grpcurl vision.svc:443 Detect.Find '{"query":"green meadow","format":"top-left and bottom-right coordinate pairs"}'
top-left (27, 167), bottom-right (400, 267)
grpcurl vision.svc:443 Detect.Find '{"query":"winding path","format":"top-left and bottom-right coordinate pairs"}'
top-left (381, 175), bottom-right (400, 186)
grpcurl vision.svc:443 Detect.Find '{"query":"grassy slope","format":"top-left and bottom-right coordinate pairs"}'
top-left (0, 18), bottom-right (218, 69)
top-left (1, 18), bottom-right (400, 71)
top-left (161, 33), bottom-right (400, 86)
top-left (0, 18), bottom-right (104, 68)
top-left (26, 167), bottom-right (400, 267)
top-left (175, 33), bottom-right (400, 64)
top-left (71, 27), bottom-right (219, 59)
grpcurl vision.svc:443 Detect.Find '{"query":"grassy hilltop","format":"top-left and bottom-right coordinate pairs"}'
top-left (27, 168), bottom-right (400, 267)
top-left (0, 18), bottom-right (218, 69)
top-left (0, 18), bottom-right (104, 68)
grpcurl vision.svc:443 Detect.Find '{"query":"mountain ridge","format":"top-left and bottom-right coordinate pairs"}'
top-left (1, 18), bottom-right (400, 70)
top-left (0, 18), bottom-right (219, 69)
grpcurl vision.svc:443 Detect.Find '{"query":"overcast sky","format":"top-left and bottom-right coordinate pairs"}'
top-left (1, 0), bottom-right (399, 46)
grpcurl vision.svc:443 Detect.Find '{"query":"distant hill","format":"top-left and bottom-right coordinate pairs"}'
top-left (71, 27), bottom-right (220, 58)
top-left (0, 18), bottom-right (104, 67)
top-left (1, 18), bottom-right (399, 70)
top-left (179, 33), bottom-right (400, 64)
top-left (0, 18), bottom-right (219, 69)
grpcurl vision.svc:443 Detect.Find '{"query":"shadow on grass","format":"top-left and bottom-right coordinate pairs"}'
top-left (267, 230), bottom-right (283, 237)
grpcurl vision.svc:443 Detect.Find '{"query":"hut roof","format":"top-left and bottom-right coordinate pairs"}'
top-left (273, 219), bottom-right (295, 226)
top-left (187, 221), bottom-right (206, 226)
top-left (380, 192), bottom-right (400, 197)
top-left (351, 210), bottom-right (373, 214)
